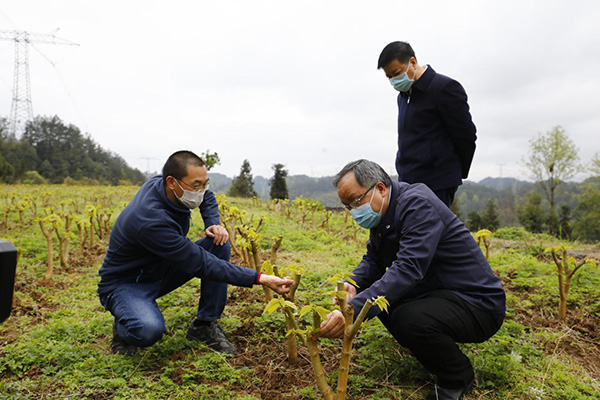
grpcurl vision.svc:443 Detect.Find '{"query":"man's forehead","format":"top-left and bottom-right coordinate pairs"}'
top-left (185, 165), bottom-right (208, 182)
top-left (337, 173), bottom-right (363, 198)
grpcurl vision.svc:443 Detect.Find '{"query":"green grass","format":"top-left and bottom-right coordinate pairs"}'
top-left (1, 187), bottom-right (599, 399)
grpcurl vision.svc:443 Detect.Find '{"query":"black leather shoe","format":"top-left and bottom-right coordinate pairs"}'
top-left (111, 320), bottom-right (138, 356)
top-left (187, 320), bottom-right (237, 355)
top-left (425, 378), bottom-right (474, 400)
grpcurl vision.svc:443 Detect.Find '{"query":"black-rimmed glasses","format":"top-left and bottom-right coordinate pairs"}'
top-left (343, 183), bottom-right (376, 211)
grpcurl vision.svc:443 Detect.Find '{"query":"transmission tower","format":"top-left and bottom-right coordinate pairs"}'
top-left (138, 157), bottom-right (158, 173)
top-left (0, 29), bottom-right (79, 138)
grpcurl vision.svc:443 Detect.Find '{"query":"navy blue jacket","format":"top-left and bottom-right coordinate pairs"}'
top-left (396, 66), bottom-right (477, 190)
top-left (348, 181), bottom-right (505, 319)
top-left (97, 176), bottom-right (258, 296)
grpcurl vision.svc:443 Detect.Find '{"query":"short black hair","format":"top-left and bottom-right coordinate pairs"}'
top-left (333, 159), bottom-right (392, 188)
top-left (377, 41), bottom-right (416, 69)
top-left (162, 151), bottom-right (205, 185)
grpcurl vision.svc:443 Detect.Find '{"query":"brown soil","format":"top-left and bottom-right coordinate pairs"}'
top-left (3, 249), bottom-right (105, 345)
top-left (502, 276), bottom-right (600, 380)
top-left (205, 286), bottom-right (349, 400)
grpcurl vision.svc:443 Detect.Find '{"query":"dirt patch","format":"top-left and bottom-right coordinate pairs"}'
top-left (224, 287), bottom-right (349, 399)
top-left (581, 246), bottom-right (600, 262)
top-left (230, 331), bottom-right (344, 400)
top-left (509, 288), bottom-right (600, 380)
top-left (10, 283), bottom-right (60, 323)
top-left (4, 250), bottom-right (105, 342)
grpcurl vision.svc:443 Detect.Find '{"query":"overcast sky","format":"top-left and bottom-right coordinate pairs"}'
top-left (0, 1), bottom-right (598, 182)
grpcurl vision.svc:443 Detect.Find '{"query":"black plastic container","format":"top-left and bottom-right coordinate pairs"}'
top-left (0, 240), bottom-right (17, 323)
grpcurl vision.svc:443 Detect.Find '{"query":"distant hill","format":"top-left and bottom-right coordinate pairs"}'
top-left (476, 177), bottom-right (530, 191)
top-left (207, 173), bottom-right (587, 228)
top-left (208, 172), bottom-right (232, 193)
top-left (210, 172), bottom-right (341, 206)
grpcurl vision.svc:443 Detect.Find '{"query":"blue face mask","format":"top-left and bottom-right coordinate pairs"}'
top-left (389, 62), bottom-right (414, 92)
top-left (350, 188), bottom-right (385, 229)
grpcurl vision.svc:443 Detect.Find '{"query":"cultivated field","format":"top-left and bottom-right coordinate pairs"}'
top-left (1, 185), bottom-right (599, 399)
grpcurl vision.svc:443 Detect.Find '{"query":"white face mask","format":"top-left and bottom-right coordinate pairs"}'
top-left (173, 179), bottom-right (204, 209)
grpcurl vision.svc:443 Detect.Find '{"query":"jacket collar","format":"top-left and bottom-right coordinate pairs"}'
top-left (372, 181), bottom-right (406, 233)
top-left (153, 175), bottom-right (191, 214)
top-left (411, 64), bottom-right (435, 93)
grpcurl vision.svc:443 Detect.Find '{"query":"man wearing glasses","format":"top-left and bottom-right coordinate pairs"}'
top-left (320, 159), bottom-right (505, 400)
top-left (98, 150), bottom-right (292, 356)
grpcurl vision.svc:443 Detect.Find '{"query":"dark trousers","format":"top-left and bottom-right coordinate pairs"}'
top-left (378, 291), bottom-right (504, 388)
top-left (101, 238), bottom-right (231, 347)
top-left (432, 187), bottom-right (458, 208)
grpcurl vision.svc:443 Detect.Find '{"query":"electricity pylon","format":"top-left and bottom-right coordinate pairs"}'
top-left (0, 29), bottom-right (79, 138)
top-left (138, 157), bottom-right (158, 173)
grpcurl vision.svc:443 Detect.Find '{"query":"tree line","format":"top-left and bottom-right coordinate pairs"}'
top-left (1, 117), bottom-right (598, 242)
top-left (0, 116), bottom-right (145, 185)
top-left (218, 126), bottom-right (600, 243)
top-left (225, 159), bottom-right (600, 244)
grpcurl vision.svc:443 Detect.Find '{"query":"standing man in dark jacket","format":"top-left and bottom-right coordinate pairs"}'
top-left (378, 41), bottom-right (477, 207)
top-left (320, 160), bottom-right (505, 400)
top-left (98, 150), bottom-right (292, 356)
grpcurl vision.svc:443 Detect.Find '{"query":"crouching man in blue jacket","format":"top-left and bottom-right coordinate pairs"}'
top-left (319, 159), bottom-right (505, 400)
top-left (98, 150), bottom-right (292, 356)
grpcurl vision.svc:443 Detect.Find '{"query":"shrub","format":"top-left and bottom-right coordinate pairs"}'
top-left (22, 170), bottom-right (47, 185)
top-left (494, 227), bottom-right (529, 240)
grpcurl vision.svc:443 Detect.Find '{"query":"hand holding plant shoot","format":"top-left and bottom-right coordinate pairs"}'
top-left (320, 277), bottom-right (359, 339)
top-left (317, 275), bottom-right (389, 400)
top-left (258, 273), bottom-right (294, 295)
top-left (333, 281), bottom-right (357, 305)
top-left (262, 271), bottom-right (389, 400)
top-left (318, 309), bottom-right (346, 339)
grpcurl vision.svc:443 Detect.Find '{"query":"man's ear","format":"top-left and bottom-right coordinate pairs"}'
top-left (165, 176), bottom-right (177, 191)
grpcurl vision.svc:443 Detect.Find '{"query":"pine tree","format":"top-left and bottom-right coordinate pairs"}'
top-left (573, 181), bottom-right (600, 242)
top-left (466, 211), bottom-right (483, 232)
top-left (517, 190), bottom-right (545, 233)
top-left (269, 163), bottom-right (289, 200)
top-left (450, 197), bottom-right (462, 220)
top-left (228, 159), bottom-right (257, 198)
top-left (481, 199), bottom-right (500, 231)
top-left (558, 204), bottom-right (572, 239)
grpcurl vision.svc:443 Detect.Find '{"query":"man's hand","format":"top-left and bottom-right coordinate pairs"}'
top-left (205, 225), bottom-right (229, 246)
top-left (319, 310), bottom-right (345, 339)
top-left (332, 282), bottom-right (357, 305)
top-left (259, 274), bottom-right (294, 295)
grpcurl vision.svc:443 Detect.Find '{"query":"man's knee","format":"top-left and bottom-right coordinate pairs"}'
top-left (196, 238), bottom-right (231, 261)
top-left (390, 307), bottom-right (434, 346)
top-left (210, 241), bottom-right (231, 261)
top-left (120, 317), bottom-right (166, 347)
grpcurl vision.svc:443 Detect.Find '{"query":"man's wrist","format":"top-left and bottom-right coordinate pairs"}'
top-left (257, 272), bottom-right (262, 284)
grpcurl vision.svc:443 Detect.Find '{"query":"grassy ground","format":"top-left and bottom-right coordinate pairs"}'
top-left (1, 186), bottom-right (599, 399)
